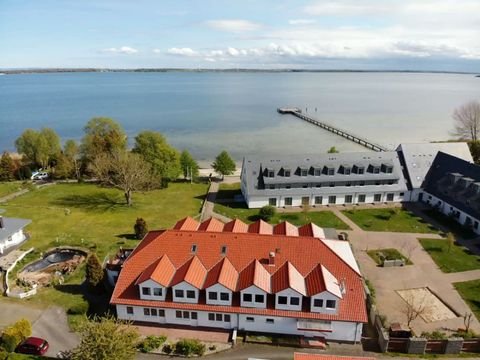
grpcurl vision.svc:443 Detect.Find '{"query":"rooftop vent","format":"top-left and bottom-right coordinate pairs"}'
top-left (268, 251), bottom-right (275, 266)
top-left (191, 244), bottom-right (197, 253)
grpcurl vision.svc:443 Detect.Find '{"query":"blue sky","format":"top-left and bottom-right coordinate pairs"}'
top-left (1, 0), bottom-right (480, 71)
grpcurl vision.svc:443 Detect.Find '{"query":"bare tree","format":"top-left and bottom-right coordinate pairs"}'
top-left (402, 292), bottom-right (430, 327)
top-left (452, 101), bottom-right (480, 141)
top-left (89, 151), bottom-right (154, 206)
top-left (446, 232), bottom-right (456, 253)
top-left (464, 312), bottom-right (473, 334)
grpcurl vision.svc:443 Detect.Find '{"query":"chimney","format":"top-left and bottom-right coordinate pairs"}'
top-left (268, 251), bottom-right (275, 266)
top-left (0, 216), bottom-right (4, 229)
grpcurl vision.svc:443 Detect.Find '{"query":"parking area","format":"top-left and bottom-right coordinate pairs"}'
top-left (135, 323), bottom-right (231, 343)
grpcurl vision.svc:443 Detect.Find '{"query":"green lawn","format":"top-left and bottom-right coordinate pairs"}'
top-left (342, 208), bottom-right (439, 233)
top-left (454, 280), bottom-right (480, 321)
top-left (367, 248), bottom-right (413, 266)
top-left (0, 181), bottom-right (28, 198)
top-left (419, 238), bottom-right (480, 273)
top-left (214, 202), bottom-right (350, 230)
top-left (1, 182), bottom-right (208, 317)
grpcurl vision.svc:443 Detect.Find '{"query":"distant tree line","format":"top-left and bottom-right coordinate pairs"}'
top-left (1, 117), bottom-right (237, 205)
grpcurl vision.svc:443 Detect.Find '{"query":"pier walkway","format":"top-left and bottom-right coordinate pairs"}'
top-left (278, 107), bottom-right (387, 152)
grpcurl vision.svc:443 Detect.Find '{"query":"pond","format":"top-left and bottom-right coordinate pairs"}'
top-left (23, 248), bottom-right (87, 273)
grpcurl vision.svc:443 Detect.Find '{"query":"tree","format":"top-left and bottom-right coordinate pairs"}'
top-left (64, 139), bottom-right (81, 179)
top-left (212, 150), bottom-right (236, 180)
top-left (468, 140), bottom-right (480, 164)
top-left (179, 150), bottom-right (199, 180)
top-left (402, 292), bottom-right (429, 327)
top-left (85, 253), bottom-right (104, 289)
top-left (81, 117), bottom-right (127, 164)
top-left (446, 232), bottom-right (455, 253)
top-left (89, 151), bottom-right (154, 206)
top-left (134, 218), bottom-right (148, 239)
top-left (327, 146), bottom-right (339, 153)
top-left (133, 131), bottom-right (181, 184)
top-left (15, 128), bottom-right (60, 168)
top-left (258, 205), bottom-right (276, 221)
top-left (71, 315), bottom-right (139, 360)
top-left (452, 101), bottom-right (480, 141)
top-left (464, 313), bottom-right (473, 334)
top-left (0, 152), bottom-right (15, 181)
top-left (0, 318), bottom-right (32, 352)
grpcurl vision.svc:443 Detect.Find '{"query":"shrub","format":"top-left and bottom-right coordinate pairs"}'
top-left (174, 339), bottom-right (205, 357)
top-left (137, 335), bottom-right (167, 353)
top-left (420, 331), bottom-right (447, 339)
top-left (0, 347), bottom-right (7, 360)
top-left (0, 319), bottom-right (32, 352)
top-left (134, 218), bottom-right (148, 240)
top-left (85, 253), bottom-right (104, 290)
top-left (162, 343), bottom-right (173, 354)
top-left (67, 302), bottom-right (89, 315)
top-left (258, 205), bottom-right (276, 222)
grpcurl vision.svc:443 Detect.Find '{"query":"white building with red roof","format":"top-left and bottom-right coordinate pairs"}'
top-left (110, 217), bottom-right (367, 342)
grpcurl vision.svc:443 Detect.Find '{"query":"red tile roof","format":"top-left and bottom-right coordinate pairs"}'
top-left (111, 219), bottom-right (367, 323)
top-left (135, 255), bottom-right (175, 287)
top-left (248, 220), bottom-right (273, 234)
top-left (223, 219), bottom-right (249, 233)
top-left (294, 354), bottom-right (375, 360)
top-left (271, 261), bottom-right (306, 295)
top-left (298, 223), bottom-right (325, 238)
top-left (274, 221), bottom-right (299, 236)
top-left (198, 218), bottom-right (224, 232)
top-left (203, 257), bottom-right (238, 291)
top-left (173, 217), bottom-right (199, 231)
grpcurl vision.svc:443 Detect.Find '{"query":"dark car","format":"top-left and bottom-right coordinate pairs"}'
top-left (15, 337), bottom-right (49, 355)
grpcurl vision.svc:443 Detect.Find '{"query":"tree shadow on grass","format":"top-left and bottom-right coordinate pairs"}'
top-left (55, 282), bottom-right (111, 317)
top-left (53, 192), bottom-right (126, 211)
top-left (116, 233), bottom-right (137, 240)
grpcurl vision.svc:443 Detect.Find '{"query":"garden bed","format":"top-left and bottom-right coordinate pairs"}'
top-left (367, 248), bottom-right (413, 266)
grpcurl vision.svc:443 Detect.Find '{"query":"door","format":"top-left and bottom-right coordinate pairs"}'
top-left (302, 196), bottom-right (310, 206)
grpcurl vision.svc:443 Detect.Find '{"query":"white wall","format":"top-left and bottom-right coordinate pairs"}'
top-left (172, 281), bottom-right (199, 303)
top-left (138, 279), bottom-right (167, 301)
top-left (275, 288), bottom-right (303, 311)
top-left (0, 229), bottom-right (27, 254)
top-left (206, 283), bottom-right (232, 306)
top-left (240, 285), bottom-right (267, 308)
top-left (310, 291), bottom-right (340, 314)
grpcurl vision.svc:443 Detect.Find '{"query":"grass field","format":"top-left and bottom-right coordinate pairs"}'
top-left (342, 208), bottom-right (439, 233)
top-left (0, 181), bottom-right (29, 198)
top-left (454, 279), bottom-right (480, 321)
top-left (419, 238), bottom-right (480, 273)
top-left (367, 248), bottom-right (413, 265)
top-left (0, 181), bottom-right (208, 319)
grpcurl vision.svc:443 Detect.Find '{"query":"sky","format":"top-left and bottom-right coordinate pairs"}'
top-left (1, 0), bottom-right (480, 71)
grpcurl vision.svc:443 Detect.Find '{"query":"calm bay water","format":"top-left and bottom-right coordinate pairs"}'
top-left (0, 72), bottom-right (478, 163)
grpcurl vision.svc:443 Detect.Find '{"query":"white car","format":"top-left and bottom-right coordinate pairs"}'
top-left (31, 172), bottom-right (49, 181)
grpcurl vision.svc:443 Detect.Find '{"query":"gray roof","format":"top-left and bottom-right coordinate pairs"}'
top-left (242, 151), bottom-right (407, 196)
top-left (0, 217), bottom-right (31, 240)
top-left (397, 142), bottom-right (473, 189)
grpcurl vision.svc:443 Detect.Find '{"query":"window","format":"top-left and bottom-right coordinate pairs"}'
top-left (220, 292), bottom-right (229, 301)
top-left (386, 166), bottom-right (393, 173)
top-left (208, 292), bottom-right (218, 300)
top-left (269, 184), bottom-right (275, 190)
top-left (302, 184), bottom-right (308, 189)
top-left (183, 311), bottom-right (190, 319)
top-left (399, 192), bottom-right (404, 197)
top-left (314, 168), bottom-right (321, 176)
top-left (328, 168), bottom-right (335, 175)
top-left (346, 182), bottom-right (351, 187)
top-left (153, 288), bottom-right (162, 296)
top-left (126, 306), bottom-right (133, 314)
top-left (216, 313), bottom-right (222, 321)
top-left (345, 167), bottom-right (351, 175)
top-left (329, 182), bottom-right (335, 187)
top-left (208, 313), bottom-right (215, 321)
top-left (474, 221), bottom-right (479, 230)
top-left (357, 167), bottom-right (365, 174)
top-left (269, 198), bottom-right (277, 206)
top-left (284, 197), bottom-right (292, 206)
top-left (328, 196), bottom-right (336, 204)
top-left (358, 194), bottom-right (366, 203)
top-left (285, 185), bottom-right (291, 189)
top-left (284, 169), bottom-right (291, 177)
top-left (266, 318), bottom-right (275, 324)
top-left (255, 294), bottom-right (264, 303)
top-left (142, 287), bottom-right (151, 296)
top-left (186, 290), bottom-right (195, 299)
top-left (158, 309), bottom-right (165, 317)
top-left (373, 167), bottom-right (380, 174)
top-left (176, 311), bottom-right (182, 318)
top-left (301, 169), bottom-right (308, 176)
top-left (268, 170), bottom-right (274, 178)
top-left (290, 297), bottom-right (300, 306)
top-left (144, 308), bottom-right (150, 316)
top-left (386, 193), bottom-right (394, 202)
top-left (374, 194), bottom-right (382, 202)
top-left (243, 293), bottom-right (252, 302)
top-left (345, 195), bottom-right (353, 204)
top-left (278, 296), bottom-right (288, 305)
top-left (151, 308), bottom-right (157, 316)
top-left (221, 246), bottom-right (227, 255)
top-left (315, 196), bottom-right (323, 205)
top-left (314, 299), bottom-right (324, 307)
top-left (359, 181), bottom-right (365, 186)
top-left (326, 300), bottom-right (336, 309)
top-left (315, 183), bottom-right (322, 188)
top-left (246, 317), bottom-right (255, 322)
top-left (175, 289), bottom-right (184, 298)
top-left (191, 312), bottom-right (197, 320)
top-left (191, 244), bottom-right (197, 253)
top-left (224, 314), bottom-right (231, 322)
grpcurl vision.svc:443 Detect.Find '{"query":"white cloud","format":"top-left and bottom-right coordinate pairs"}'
top-left (166, 47), bottom-right (198, 56)
top-left (102, 46), bottom-right (138, 54)
top-left (206, 19), bottom-right (261, 33)
top-left (153, 49), bottom-right (161, 54)
top-left (288, 19), bottom-right (317, 25)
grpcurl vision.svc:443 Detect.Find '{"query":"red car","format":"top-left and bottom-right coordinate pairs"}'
top-left (15, 337), bottom-right (49, 355)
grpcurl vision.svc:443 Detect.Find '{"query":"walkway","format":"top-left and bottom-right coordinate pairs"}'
top-left (201, 181), bottom-right (231, 223)
top-left (0, 188), bottom-right (29, 203)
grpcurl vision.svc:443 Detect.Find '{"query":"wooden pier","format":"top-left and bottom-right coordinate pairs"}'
top-left (277, 107), bottom-right (387, 152)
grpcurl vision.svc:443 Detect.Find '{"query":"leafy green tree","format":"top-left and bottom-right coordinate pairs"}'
top-left (327, 146), bottom-right (339, 153)
top-left (469, 140), bottom-right (480, 164)
top-left (85, 253), bottom-right (104, 289)
top-left (71, 315), bottom-right (139, 360)
top-left (0, 152), bottom-right (15, 181)
top-left (134, 218), bottom-right (148, 239)
top-left (259, 205), bottom-right (276, 221)
top-left (55, 140), bottom-right (81, 179)
top-left (212, 150), bottom-right (236, 180)
top-left (0, 318), bottom-right (32, 352)
top-left (133, 131), bottom-right (181, 184)
top-left (179, 150), bottom-right (199, 180)
top-left (80, 117), bottom-right (127, 164)
top-left (15, 128), bottom-right (60, 168)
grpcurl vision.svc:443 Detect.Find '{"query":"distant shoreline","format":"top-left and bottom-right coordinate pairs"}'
top-left (0, 68), bottom-right (478, 76)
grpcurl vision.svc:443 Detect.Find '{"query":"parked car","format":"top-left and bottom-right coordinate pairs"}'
top-left (31, 171), bottom-right (49, 181)
top-left (15, 337), bottom-right (49, 355)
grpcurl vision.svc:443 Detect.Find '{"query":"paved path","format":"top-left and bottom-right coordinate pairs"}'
top-left (0, 188), bottom-right (29, 203)
top-left (201, 181), bottom-right (232, 223)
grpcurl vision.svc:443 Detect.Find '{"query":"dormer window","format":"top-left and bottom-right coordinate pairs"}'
top-left (326, 299), bottom-right (336, 309)
top-left (284, 169), bottom-right (291, 177)
top-left (301, 168), bottom-right (308, 177)
top-left (327, 167), bottom-right (335, 176)
top-left (221, 245), bottom-right (227, 255)
top-left (386, 166), bottom-right (393, 173)
top-left (268, 169), bottom-right (274, 178)
top-left (345, 167), bottom-right (351, 175)
top-left (191, 244), bottom-right (197, 253)
top-left (357, 167), bottom-right (365, 174)
top-left (314, 168), bottom-right (321, 176)
top-left (372, 166), bottom-right (380, 174)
